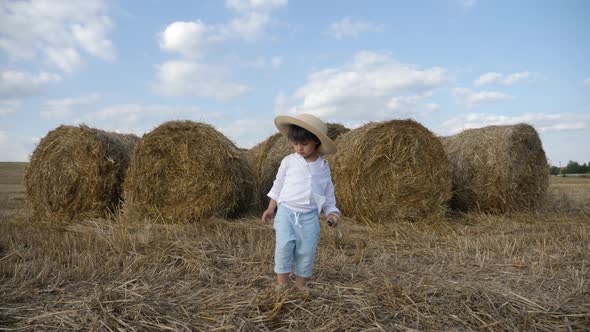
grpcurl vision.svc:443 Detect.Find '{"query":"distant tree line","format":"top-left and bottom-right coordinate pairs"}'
top-left (549, 160), bottom-right (590, 175)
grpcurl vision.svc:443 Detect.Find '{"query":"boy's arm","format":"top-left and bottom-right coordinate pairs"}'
top-left (262, 199), bottom-right (277, 222)
top-left (267, 157), bottom-right (288, 202)
top-left (262, 157), bottom-right (288, 222)
top-left (323, 172), bottom-right (341, 223)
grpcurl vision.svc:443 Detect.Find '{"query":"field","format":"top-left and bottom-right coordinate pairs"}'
top-left (1, 163), bottom-right (589, 331)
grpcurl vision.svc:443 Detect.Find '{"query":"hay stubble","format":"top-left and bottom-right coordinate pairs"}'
top-left (2, 162), bottom-right (589, 330)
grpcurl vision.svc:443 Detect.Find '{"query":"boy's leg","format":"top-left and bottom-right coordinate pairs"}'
top-left (274, 205), bottom-right (296, 284)
top-left (277, 273), bottom-right (289, 285)
top-left (293, 211), bottom-right (320, 288)
top-left (295, 275), bottom-right (307, 288)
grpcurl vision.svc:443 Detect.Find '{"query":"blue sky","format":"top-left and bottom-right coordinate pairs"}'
top-left (1, 0), bottom-right (589, 165)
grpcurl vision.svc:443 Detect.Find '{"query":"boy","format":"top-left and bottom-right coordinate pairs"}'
top-left (261, 114), bottom-right (340, 291)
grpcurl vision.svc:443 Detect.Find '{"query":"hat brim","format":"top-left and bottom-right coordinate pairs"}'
top-left (274, 115), bottom-right (337, 155)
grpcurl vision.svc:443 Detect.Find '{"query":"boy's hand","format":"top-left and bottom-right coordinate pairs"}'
top-left (261, 209), bottom-right (275, 223)
top-left (327, 213), bottom-right (339, 227)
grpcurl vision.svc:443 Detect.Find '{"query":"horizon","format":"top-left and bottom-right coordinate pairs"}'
top-left (1, 0), bottom-right (589, 165)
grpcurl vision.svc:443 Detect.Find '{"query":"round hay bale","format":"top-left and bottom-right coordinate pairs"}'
top-left (24, 125), bottom-right (139, 221)
top-left (328, 119), bottom-right (451, 223)
top-left (123, 121), bottom-right (255, 223)
top-left (441, 123), bottom-right (549, 213)
top-left (248, 123), bottom-right (350, 210)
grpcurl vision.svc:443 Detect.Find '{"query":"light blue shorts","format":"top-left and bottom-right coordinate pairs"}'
top-left (273, 204), bottom-right (320, 278)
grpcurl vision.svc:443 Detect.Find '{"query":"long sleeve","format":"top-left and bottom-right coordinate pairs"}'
top-left (267, 157), bottom-right (288, 201)
top-left (322, 170), bottom-right (340, 217)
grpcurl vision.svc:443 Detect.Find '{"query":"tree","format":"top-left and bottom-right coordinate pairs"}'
top-left (549, 165), bottom-right (560, 175)
top-left (564, 160), bottom-right (581, 174)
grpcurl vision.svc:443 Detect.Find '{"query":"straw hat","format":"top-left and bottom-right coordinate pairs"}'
top-left (274, 113), bottom-right (337, 155)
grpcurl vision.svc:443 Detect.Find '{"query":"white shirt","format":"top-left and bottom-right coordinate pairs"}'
top-left (307, 157), bottom-right (323, 175)
top-left (267, 153), bottom-right (340, 217)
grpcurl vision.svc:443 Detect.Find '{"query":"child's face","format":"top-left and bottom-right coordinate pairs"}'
top-left (292, 139), bottom-right (319, 159)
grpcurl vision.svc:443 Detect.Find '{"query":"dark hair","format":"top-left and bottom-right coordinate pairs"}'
top-left (287, 125), bottom-right (321, 147)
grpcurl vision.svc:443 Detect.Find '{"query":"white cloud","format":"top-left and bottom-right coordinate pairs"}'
top-left (0, 38), bottom-right (34, 59)
top-left (85, 103), bottom-right (198, 123)
top-left (79, 105), bottom-right (289, 151)
top-left (154, 60), bottom-right (251, 100)
top-left (327, 17), bottom-right (383, 39)
top-left (222, 0), bottom-right (286, 41)
top-left (474, 72), bottom-right (502, 86)
top-left (72, 15), bottom-right (115, 61)
top-left (439, 112), bottom-right (590, 136)
top-left (224, 12), bottom-right (270, 41)
top-left (159, 0), bottom-right (285, 55)
top-left (274, 91), bottom-right (291, 114)
top-left (0, 0), bottom-right (115, 72)
top-left (0, 69), bottom-right (62, 98)
top-left (285, 51), bottom-right (448, 121)
top-left (159, 21), bottom-right (223, 57)
top-left (156, 3), bottom-right (285, 106)
top-left (462, 0), bottom-right (477, 7)
top-left (41, 93), bottom-right (100, 119)
top-left (230, 55), bottom-right (282, 69)
top-left (474, 71), bottom-right (531, 86)
top-left (243, 58), bottom-right (266, 69)
top-left (424, 102), bottom-right (440, 111)
top-left (0, 130), bottom-right (33, 161)
top-left (387, 94), bottom-right (439, 117)
top-left (81, 104), bottom-right (274, 149)
top-left (504, 72), bottom-right (530, 85)
top-left (271, 56), bottom-right (282, 69)
top-left (0, 99), bottom-right (20, 115)
top-left (225, 0), bottom-right (288, 13)
top-left (452, 87), bottom-right (512, 108)
top-left (45, 47), bottom-right (83, 73)
top-left (78, 103), bottom-right (223, 136)
top-left (219, 118), bottom-right (276, 148)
